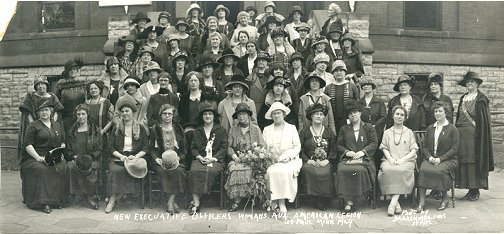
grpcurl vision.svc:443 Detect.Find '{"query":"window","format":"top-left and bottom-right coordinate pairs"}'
top-left (41, 1), bottom-right (75, 31)
top-left (405, 73), bottom-right (431, 98)
top-left (404, 1), bottom-right (440, 30)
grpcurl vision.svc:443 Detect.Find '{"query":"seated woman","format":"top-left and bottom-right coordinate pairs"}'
top-left (225, 103), bottom-right (266, 212)
top-left (299, 103), bottom-right (337, 211)
top-left (417, 101), bottom-right (459, 212)
top-left (105, 96), bottom-right (149, 213)
top-left (67, 104), bottom-right (102, 210)
top-left (21, 100), bottom-right (66, 213)
top-left (150, 104), bottom-right (187, 214)
top-left (378, 105), bottom-right (418, 216)
top-left (335, 100), bottom-right (378, 213)
top-left (188, 102), bottom-right (228, 215)
top-left (263, 102), bottom-right (302, 214)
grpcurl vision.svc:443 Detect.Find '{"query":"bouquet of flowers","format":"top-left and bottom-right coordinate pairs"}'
top-left (237, 142), bottom-right (277, 212)
top-left (312, 138), bottom-right (328, 161)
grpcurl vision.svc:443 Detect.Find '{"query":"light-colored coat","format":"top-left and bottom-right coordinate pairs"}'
top-left (217, 94), bottom-right (257, 132)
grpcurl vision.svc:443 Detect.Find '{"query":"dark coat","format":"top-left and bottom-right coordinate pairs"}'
top-left (336, 121), bottom-right (378, 163)
top-left (292, 38), bottom-right (313, 60)
top-left (359, 95), bottom-right (387, 139)
top-left (423, 123), bottom-right (459, 163)
top-left (286, 68), bottom-right (309, 96)
top-left (191, 124), bottom-right (228, 162)
top-left (342, 46), bottom-right (364, 75)
top-left (212, 65), bottom-right (244, 86)
top-left (109, 125), bottom-right (149, 156)
top-left (321, 18), bottom-right (344, 38)
top-left (386, 94), bottom-right (426, 131)
top-left (149, 124), bottom-right (187, 166)
top-left (422, 93), bottom-right (454, 126)
top-left (236, 54), bottom-right (253, 78)
top-left (299, 126), bottom-right (338, 162)
top-left (146, 92), bottom-right (180, 127)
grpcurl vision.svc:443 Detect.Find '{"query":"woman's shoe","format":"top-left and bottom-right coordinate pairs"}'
top-left (228, 203), bottom-right (239, 212)
top-left (394, 202), bottom-right (402, 215)
top-left (460, 191), bottom-right (472, 200)
top-left (469, 193), bottom-right (480, 201)
top-left (315, 201), bottom-right (327, 211)
top-left (415, 204), bottom-right (425, 213)
top-left (173, 203), bottom-right (180, 214)
top-left (344, 204), bottom-right (352, 214)
top-left (88, 197), bottom-right (99, 210)
top-left (42, 205), bottom-right (52, 214)
top-left (105, 201), bottom-right (115, 213)
top-left (189, 205), bottom-right (200, 215)
top-left (166, 203), bottom-right (174, 215)
top-left (387, 204), bottom-right (395, 216)
top-left (437, 201), bottom-right (448, 211)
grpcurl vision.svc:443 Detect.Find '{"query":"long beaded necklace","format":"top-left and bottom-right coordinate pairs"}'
top-left (393, 126), bottom-right (405, 145)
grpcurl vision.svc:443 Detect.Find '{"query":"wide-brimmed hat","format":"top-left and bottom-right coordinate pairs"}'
top-left (175, 20), bottom-right (190, 31)
top-left (313, 53), bottom-right (330, 66)
top-left (162, 150), bottom-right (179, 171)
top-left (143, 61), bottom-right (163, 75)
top-left (186, 3), bottom-right (202, 16)
top-left (255, 51), bottom-right (271, 63)
top-left (428, 73), bottom-right (443, 87)
top-left (340, 33), bottom-right (356, 46)
top-left (331, 60), bottom-right (347, 73)
top-left (295, 22), bottom-right (311, 32)
top-left (265, 102), bottom-right (291, 120)
top-left (346, 99), bottom-right (362, 113)
top-left (158, 11), bottom-right (171, 21)
top-left (311, 35), bottom-right (329, 48)
top-left (270, 28), bottom-right (288, 38)
top-left (116, 93), bottom-right (138, 112)
top-left (138, 46), bottom-right (155, 58)
top-left (62, 58), bottom-right (84, 76)
top-left (171, 51), bottom-right (189, 67)
top-left (232, 103), bottom-right (253, 119)
top-left (214, 5), bottom-right (230, 17)
top-left (264, 1), bottom-right (276, 10)
top-left (359, 77), bottom-right (377, 89)
top-left (245, 6), bottom-right (257, 15)
top-left (266, 76), bottom-right (291, 90)
top-left (289, 52), bottom-right (304, 64)
top-left (393, 75), bottom-right (416, 92)
top-left (289, 6), bottom-right (304, 18)
top-left (33, 75), bottom-right (49, 90)
top-left (260, 16), bottom-right (282, 31)
top-left (132, 11), bottom-right (151, 24)
top-left (303, 74), bottom-right (326, 89)
top-left (196, 56), bottom-right (220, 72)
top-left (124, 158), bottom-right (148, 179)
top-left (44, 147), bottom-right (68, 166)
top-left (225, 75), bottom-right (249, 90)
top-left (458, 71), bottom-right (483, 87)
top-left (36, 99), bottom-right (55, 111)
top-left (217, 48), bottom-right (239, 63)
top-left (306, 103), bottom-right (328, 121)
top-left (137, 26), bottom-right (164, 39)
top-left (118, 35), bottom-right (138, 47)
top-left (74, 154), bottom-right (93, 176)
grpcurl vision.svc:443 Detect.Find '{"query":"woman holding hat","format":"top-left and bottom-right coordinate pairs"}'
top-left (214, 48), bottom-right (244, 86)
top-left (298, 74), bottom-right (336, 135)
top-left (225, 103), bottom-right (266, 212)
top-left (263, 102), bottom-right (302, 214)
top-left (115, 77), bottom-right (148, 127)
top-left (214, 5), bottom-right (235, 39)
top-left (378, 105), bottom-right (418, 216)
top-left (455, 71), bottom-right (494, 201)
top-left (325, 60), bottom-right (360, 134)
top-left (150, 104), bottom-right (187, 214)
top-left (106, 95), bottom-right (149, 213)
top-left (57, 58), bottom-right (89, 132)
top-left (67, 104), bottom-right (102, 210)
top-left (305, 35), bottom-right (332, 72)
top-left (139, 61), bottom-right (164, 100)
top-left (285, 6), bottom-right (305, 44)
top-left (232, 30), bottom-right (251, 58)
top-left (115, 35), bottom-right (139, 75)
top-left (386, 75), bottom-right (426, 131)
top-left (422, 73), bottom-right (454, 126)
top-left (257, 16), bottom-right (283, 52)
top-left (99, 57), bottom-right (128, 105)
top-left (201, 16), bottom-right (231, 53)
top-left (201, 31), bottom-right (224, 63)
top-left (21, 99), bottom-right (66, 213)
top-left (286, 52), bottom-right (309, 96)
top-left (139, 26), bottom-right (167, 67)
top-left (131, 46), bottom-right (154, 83)
top-left (218, 75), bottom-right (257, 132)
top-left (169, 51), bottom-right (191, 96)
top-left (247, 51), bottom-right (271, 113)
top-left (231, 11), bottom-right (258, 48)
top-left (341, 33), bottom-right (364, 79)
top-left (335, 100), bottom-right (378, 213)
top-left (267, 28), bottom-right (296, 69)
top-left (197, 56), bottom-right (226, 102)
top-left (188, 102), bottom-right (228, 215)
top-left (19, 75), bottom-right (63, 161)
top-left (292, 22), bottom-right (313, 61)
top-left (258, 76), bottom-right (296, 130)
top-left (129, 11), bottom-right (150, 40)
top-left (299, 103), bottom-right (337, 211)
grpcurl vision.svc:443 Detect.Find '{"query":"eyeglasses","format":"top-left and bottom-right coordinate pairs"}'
top-left (162, 112), bottom-right (174, 116)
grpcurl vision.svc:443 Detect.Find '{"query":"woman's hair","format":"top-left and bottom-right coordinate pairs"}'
top-left (209, 31), bottom-right (222, 41)
top-left (392, 105), bottom-right (408, 120)
top-left (158, 103), bottom-right (178, 119)
top-left (73, 103), bottom-right (90, 120)
top-left (196, 110), bottom-right (221, 126)
top-left (328, 3), bottom-right (342, 14)
top-left (68, 105), bottom-right (101, 150)
top-left (37, 106), bottom-right (54, 116)
top-left (105, 57), bottom-right (122, 73)
top-left (87, 80), bottom-right (105, 96)
top-left (238, 30), bottom-right (250, 41)
top-left (432, 101), bottom-right (452, 117)
top-left (184, 71), bottom-right (205, 90)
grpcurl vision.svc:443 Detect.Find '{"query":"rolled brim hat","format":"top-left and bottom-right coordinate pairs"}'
top-left (305, 103), bottom-right (328, 121)
top-left (33, 75), bottom-right (49, 90)
top-left (124, 158), bottom-right (148, 179)
top-left (393, 75), bottom-right (415, 92)
top-left (225, 75), bottom-right (249, 90)
top-left (214, 5), bottom-right (230, 17)
top-left (162, 150), bottom-right (179, 171)
top-left (116, 93), bottom-right (138, 113)
top-left (266, 76), bottom-right (291, 90)
top-left (359, 77), bottom-right (377, 89)
top-left (232, 103), bottom-right (253, 119)
top-left (265, 101), bottom-right (291, 120)
top-left (458, 71), bottom-right (483, 87)
top-left (123, 78), bottom-right (141, 89)
top-left (303, 74), bottom-right (326, 89)
top-left (132, 11), bottom-right (151, 24)
top-left (195, 58), bottom-right (220, 72)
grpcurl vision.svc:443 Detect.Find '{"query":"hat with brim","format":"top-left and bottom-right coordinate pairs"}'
top-left (232, 103), bottom-right (253, 119)
top-left (132, 12), bottom-right (151, 24)
top-left (306, 103), bottom-right (328, 121)
top-left (36, 99), bottom-right (56, 111)
top-left (359, 77), bottom-right (377, 89)
top-left (328, 23), bottom-right (344, 34)
top-left (33, 75), bottom-right (49, 90)
top-left (44, 147), bottom-right (68, 166)
top-left (143, 61), bottom-right (164, 75)
top-left (196, 56), bottom-right (220, 72)
top-left (271, 62), bottom-right (287, 74)
top-left (171, 51), bottom-right (189, 68)
top-left (265, 102), bottom-right (291, 120)
top-left (266, 76), bottom-right (291, 90)
top-left (255, 51), bottom-right (271, 63)
top-left (311, 36), bottom-right (329, 49)
top-left (428, 73), bottom-right (443, 87)
top-left (225, 75), bottom-right (249, 91)
top-left (245, 6), bottom-right (257, 15)
top-left (118, 35), bottom-right (138, 48)
top-left (303, 74), bottom-right (326, 89)
top-left (138, 46), bottom-right (155, 58)
top-left (313, 54), bottom-right (330, 66)
top-left (62, 58), bottom-right (84, 76)
top-left (270, 28), bottom-right (288, 38)
top-left (158, 11), bottom-right (171, 21)
top-left (123, 78), bottom-right (141, 89)
top-left (217, 48), bottom-right (239, 63)
top-left (162, 150), bottom-right (179, 171)
top-left (331, 60), bottom-right (348, 73)
top-left (214, 5), bottom-right (230, 17)
top-left (289, 52), bottom-right (304, 64)
top-left (259, 16), bottom-right (282, 32)
top-left (186, 3), bottom-right (202, 16)
top-left (74, 154), bottom-right (93, 176)
top-left (264, 1), bottom-right (276, 10)
top-left (393, 75), bottom-right (415, 92)
top-left (289, 6), bottom-right (304, 19)
top-left (175, 20), bottom-right (190, 31)
top-left (116, 93), bottom-right (138, 112)
top-left (345, 99), bottom-right (362, 114)
top-left (341, 34), bottom-right (356, 46)
top-left (295, 23), bottom-right (311, 33)
top-left (124, 158), bottom-right (148, 179)
top-left (166, 34), bottom-right (180, 44)
top-left (458, 71), bottom-right (482, 87)
top-left (137, 26), bottom-right (164, 39)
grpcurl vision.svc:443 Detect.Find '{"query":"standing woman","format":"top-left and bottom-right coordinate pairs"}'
top-left (196, 56), bottom-right (226, 102)
top-left (67, 104), bottom-right (102, 210)
top-left (386, 75), bottom-right (426, 131)
top-left (298, 74), bottom-right (336, 135)
top-left (85, 80), bottom-right (115, 136)
top-left (162, 35), bottom-right (181, 73)
top-left (175, 20), bottom-right (196, 57)
top-left (105, 98), bottom-right (149, 213)
top-left (115, 35), bottom-right (139, 75)
top-left (57, 59), bottom-right (89, 132)
top-left (422, 73), bottom-right (454, 126)
top-left (214, 48), bottom-right (244, 86)
top-left (21, 100), bottom-right (66, 213)
top-left (340, 34), bottom-right (364, 79)
top-left (258, 76), bottom-right (295, 130)
top-left (150, 104), bottom-right (187, 214)
top-left (19, 75), bottom-right (63, 161)
top-left (247, 51), bottom-right (271, 114)
top-left (232, 30), bottom-right (250, 58)
top-left (201, 16), bottom-right (230, 53)
top-left (267, 28), bottom-right (295, 69)
top-left (178, 72), bottom-right (206, 151)
top-left (98, 57), bottom-right (128, 106)
top-left (129, 12), bottom-right (150, 40)
top-left (335, 100), bottom-right (378, 213)
top-left (378, 105), bottom-right (418, 216)
top-left (131, 46), bottom-right (155, 83)
top-left (201, 32), bottom-right (224, 63)
top-left (284, 6), bottom-right (304, 44)
top-left (214, 5), bottom-right (235, 39)
top-left (170, 51), bottom-right (191, 96)
top-left (320, 3), bottom-right (346, 38)
top-left (299, 103), bottom-right (337, 210)
top-left (218, 75), bottom-right (257, 132)
top-left (455, 71), bottom-right (494, 201)
top-left (188, 102), bottom-right (228, 215)
top-left (138, 26), bottom-right (167, 67)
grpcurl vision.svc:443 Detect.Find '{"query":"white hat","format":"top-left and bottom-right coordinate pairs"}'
top-left (265, 102), bottom-right (291, 120)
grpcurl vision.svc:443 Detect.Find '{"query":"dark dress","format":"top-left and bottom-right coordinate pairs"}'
top-left (335, 122), bottom-right (378, 200)
top-left (325, 81), bottom-right (360, 134)
top-left (422, 93), bottom-right (454, 126)
top-left (419, 122), bottom-right (459, 191)
top-left (150, 124), bottom-right (187, 194)
top-left (358, 95), bottom-right (387, 168)
top-left (455, 92), bottom-right (494, 189)
top-left (386, 94), bottom-right (426, 131)
top-left (107, 125), bottom-right (149, 196)
top-left (342, 47), bottom-right (364, 75)
top-left (188, 124), bottom-right (228, 195)
top-left (56, 78), bottom-right (89, 132)
top-left (292, 38), bottom-right (313, 61)
top-left (21, 120), bottom-right (66, 209)
top-left (299, 126), bottom-right (337, 197)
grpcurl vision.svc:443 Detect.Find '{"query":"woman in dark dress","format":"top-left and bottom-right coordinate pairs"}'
top-left (66, 104), bottom-right (102, 210)
top-left (335, 100), bottom-right (378, 213)
top-left (417, 101), bottom-right (459, 212)
top-left (105, 97), bottom-right (149, 213)
top-left (299, 103), bottom-right (337, 211)
top-left (21, 100), bottom-right (66, 213)
top-left (257, 76), bottom-right (296, 130)
top-left (188, 102), bottom-right (228, 215)
top-left (213, 48), bottom-right (244, 86)
top-left (386, 75), bottom-right (426, 131)
top-left (422, 73), bottom-right (454, 126)
top-left (85, 80), bottom-right (114, 135)
top-left (455, 72), bottom-right (494, 201)
top-left (115, 35), bottom-right (139, 75)
top-left (57, 59), bottom-right (89, 132)
top-left (196, 56), bottom-right (226, 102)
top-left (150, 104), bottom-right (187, 214)
top-left (98, 57), bottom-right (128, 106)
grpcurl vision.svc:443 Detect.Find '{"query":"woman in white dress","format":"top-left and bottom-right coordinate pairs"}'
top-left (263, 102), bottom-right (302, 214)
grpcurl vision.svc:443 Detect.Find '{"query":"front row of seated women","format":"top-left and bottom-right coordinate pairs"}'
top-left (22, 95), bottom-right (460, 216)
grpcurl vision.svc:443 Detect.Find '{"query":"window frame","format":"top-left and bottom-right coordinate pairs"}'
top-left (403, 1), bottom-right (442, 31)
top-left (403, 72), bottom-right (434, 99)
top-left (40, 1), bottom-right (76, 32)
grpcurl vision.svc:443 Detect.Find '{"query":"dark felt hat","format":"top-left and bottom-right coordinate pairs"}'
top-left (393, 75), bottom-right (415, 92)
top-left (340, 33), bottom-right (356, 46)
top-left (214, 5), bottom-right (230, 17)
top-left (266, 75), bottom-right (291, 90)
top-left (458, 71), bottom-right (482, 87)
top-left (303, 74), bottom-right (326, 89)
top-left (171, 51), bottom-right (189, 68)
top-left (196, 56), bottom-right (220, 72)
top-left (306, 103), bottom-right (328, 121)
top-left (245, 6), bottom-right (257, 15)
top-left (44, 147), bottom-right (68, 166)
top-left (137, 26), bottom-right (164, 39)
top-left (270, 28), bottom-right (288, 38)
top-left (232, 102), bottom-right (253, 119)
top-left (175, 20), bottom-right (189, 31)
top-left (428, 73), bottom-right (444, 87)
top-left (328, 22), bottom-right (344, 34)
top-left (158, 11), bottom-right (171, 21)
top-left (289, 6), bottom-right (304, 18)
top-left (132, 12), bottom-right (151, 24)
top-left (225, 74), bottom-right (249, 90)
top-left (217, 48), bottom-right (239, 63)
top-left (271, 62), bottom-right (287, 74)
top-left (256, 51), bottom-right (271, 63)
top-left (311, 35), bottom-right (329, 48)
top-left (345, 99), bottom-right (362, 113)
top-left (62, 58), bottom-right (84, 76)
top-left (36, 99), bottom-right (55, 111)
top-left (289, 52), bottom-right (305, 64)
top-left (259, 16), bottom-right (282, 32)
top-left (74, 154), bottom-right (93, 176)
top-left (118, 35), bottom-right (138, 48)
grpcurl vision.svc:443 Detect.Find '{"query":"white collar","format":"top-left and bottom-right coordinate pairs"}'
top-left (433, 119), bottom-right (449, 127)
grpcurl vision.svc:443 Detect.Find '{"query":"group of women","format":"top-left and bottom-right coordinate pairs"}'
top-left (18, 2), bottom-right (494, 217)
